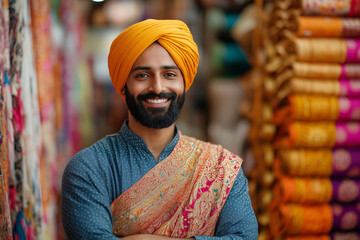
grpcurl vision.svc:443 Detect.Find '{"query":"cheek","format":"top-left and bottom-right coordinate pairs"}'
top-left (126, 81), bottom-right (147, 95)
top-left (168, 79), bottom-right (185, 93)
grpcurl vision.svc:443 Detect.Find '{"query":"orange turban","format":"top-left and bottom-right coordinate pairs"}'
top-left (108, 19), bottom-right (199, 99)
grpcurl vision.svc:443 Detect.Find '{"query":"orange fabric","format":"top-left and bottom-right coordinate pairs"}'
top-left (270, 204), bottom-right (333, 236)
top-left (273, 95), bottom-right (340, 125)
top-left (296, 17), bottom-right (343, 37)
top-left (292, 62), bottom-right (343, 79)
top-left (276, 149), bottom-right (333, 177)
top-left (295, 38), bottom-right (347, 63)
top-left (108, 19), bottom-right (199, 100)
top-left (274, 122), bottom-right (337, 148)
top-left (273, 176), bottom-right (333, 204)
top-left (285, 236), bottom-right (330, 240)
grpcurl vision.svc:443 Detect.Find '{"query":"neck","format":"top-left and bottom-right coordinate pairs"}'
top-left (127, 113), bottom-right (176, 161)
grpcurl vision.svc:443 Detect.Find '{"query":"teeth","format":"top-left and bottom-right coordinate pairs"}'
top-left (146, 98), bottom-right (168, 104)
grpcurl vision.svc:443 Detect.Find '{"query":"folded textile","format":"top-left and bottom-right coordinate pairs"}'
top-left (301, 0), bottom-right (360, 17)
top-left (276, 148), bottom-right (360, 178)
top-left (291, 62), bottom-right (360, 79)
top-left (284, 232), bottom-right (360, 240)
top-left (273, 176), bottom-right (360, 204)
top-left (274, 121), bottom-right (360, 148)
top-left (270, 203), bottom-right (360, 235)
top-left (274, 78), bottom-right (360, 105)
top-left (293, 17), bottom-right (360, 38)
top-left (273, 95), bottom-right (360, 124)
top-left (277, 38), bottom-right (360, 63)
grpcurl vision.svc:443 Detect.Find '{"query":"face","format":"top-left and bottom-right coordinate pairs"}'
top-left (124, 42), bottom-right (185, 129)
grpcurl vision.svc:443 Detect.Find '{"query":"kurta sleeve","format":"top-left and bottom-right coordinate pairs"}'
top-left (193, 168), bottom-right (258, 240)
top-left (61, 152), bottom-right (119, 240)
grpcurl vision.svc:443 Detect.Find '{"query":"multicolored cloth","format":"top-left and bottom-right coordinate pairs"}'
top-left (294, 17), bottom-right (360, 38)
top-left (276, 148), bottom-right (360, 178)
top-left (111, 133), bottom-right (242, 237)
top-left (0, 0), bottom-right (12, 238)
top-left (275, 78), bottom-right (360, 101)
top-left (279, 38), bottom-right (360, 63)
top-left (270, 203), bottom-right (360, 235)
top-left (291, 62), bottom-right (360, 79)
top-left (301, 0), bottom-right (360, 17)
top-left (273, 176), bottom-right (360, 204)
top-left (284, 232), bottom-right (360, 240)
top-left (273, 95), bottom-right (360, 124)
top-left (274, 122), bottom-right (360, 148)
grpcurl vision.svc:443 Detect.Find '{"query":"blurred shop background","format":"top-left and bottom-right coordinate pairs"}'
top-left (2, 0), bottom-right (360, 239)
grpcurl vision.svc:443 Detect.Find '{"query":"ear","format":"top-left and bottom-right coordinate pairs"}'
top-left (121, 87), bottom-right (126, 96)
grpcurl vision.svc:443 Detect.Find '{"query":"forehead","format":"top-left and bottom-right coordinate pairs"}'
top-left (132, 43), bottom-right (178, 68)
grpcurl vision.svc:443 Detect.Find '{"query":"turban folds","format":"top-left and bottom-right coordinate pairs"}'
top-left (108, 19), bottom-right (199, 98)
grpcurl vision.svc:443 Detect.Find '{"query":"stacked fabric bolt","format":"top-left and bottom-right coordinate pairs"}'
top-left (239, 3), bottom-right (277, 238)
top-left (266, 0), bottom-right (360, 239)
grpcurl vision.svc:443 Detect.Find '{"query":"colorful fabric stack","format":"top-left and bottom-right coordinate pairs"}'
top-left (0, 0), bottom-right (94, 239)
top-left (239, 3), bottom-right (277, 239)
top-left (265, 0), bottom-right (360, 239)
top-left (0, 0), bottom-right (12, 239)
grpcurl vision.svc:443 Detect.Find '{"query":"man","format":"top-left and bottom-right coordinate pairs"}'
top-left (61, 19), bottom-right (258, 240)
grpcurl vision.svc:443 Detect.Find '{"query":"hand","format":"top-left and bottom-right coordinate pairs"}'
top-left (121, 234), bottom-right (194, 240)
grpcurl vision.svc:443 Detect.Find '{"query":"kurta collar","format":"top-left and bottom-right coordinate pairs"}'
top-left (119, 121), bottom-right (180, 161)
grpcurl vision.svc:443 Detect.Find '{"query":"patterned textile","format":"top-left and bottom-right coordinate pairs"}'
top-left (275, 78), bottom-right (360, 101)
top-left (302, 0), bottom-right (360, 17)
top-left (111, 133), bottom-right (242, 237)
top-left (276, 148), bottom-right (360, 178)
top-left (30, 0), bottom-right (57, 238)
top-left (284, 232), bottom-right (360, 240)
top-left (273, 177), bottom-right (360, 204)
top-left (294, 17), bottom-right (360, 38)
top-left (274, 122), bottom-right (360, 148)
top-left (20, 1), bottom-right (42, 237)
top-left (8, 0), bottom-right (25, 230)
top-left (273, 95), bottom-right (360, 124)
top-left (0, 0), bottom-right (12, 238)
top-left (278, 38), bottom-right (360, 63)
top-left (270, 203), bottom-right (360, 235)
top-left (291, 62), bottom-right (360, 79)
top-left (264, 1), bottom-right (360, 240)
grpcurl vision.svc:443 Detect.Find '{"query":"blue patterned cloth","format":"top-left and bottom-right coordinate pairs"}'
top-left (61, 123), bottom-right (258, 240)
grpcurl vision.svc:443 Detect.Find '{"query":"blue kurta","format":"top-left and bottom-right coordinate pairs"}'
top-left (61, 123), bottom-right (258, 240)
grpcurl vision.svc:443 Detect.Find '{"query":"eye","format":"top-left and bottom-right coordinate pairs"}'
top-left (135, 72), bottom-right (150, 79)
top-left (164, 72), bottom-right (177, 78)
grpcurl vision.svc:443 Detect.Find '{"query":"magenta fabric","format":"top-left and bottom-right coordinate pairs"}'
top-left (331, 203), bottom-right (360, 231)
top-left (335, 122), bottom-right (360, 146)
top-left (342, 19), bottom-right (360, 38)
top-left (349, 0), bottom-right (360, 16)
top-left (345, 40), bottom-right (360, 62)
top-left (331, 179), bottom-right (360, 203)
top-left (340, 64), bottom-right (360, 78)
top-left (339, 79), bottom-right (360, 97)
top-left (332, 148), bottom-right (360, 177)
top-left (338, 98), bottom-right (360, 120)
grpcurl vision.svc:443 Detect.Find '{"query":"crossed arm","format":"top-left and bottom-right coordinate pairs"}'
top-left (61, 155), bottom-right (258, 240)
top-left (122, 235), bottom-right (193, 240)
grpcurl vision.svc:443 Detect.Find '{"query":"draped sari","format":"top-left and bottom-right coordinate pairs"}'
top-left (111, 133), bottom-right (242, 238)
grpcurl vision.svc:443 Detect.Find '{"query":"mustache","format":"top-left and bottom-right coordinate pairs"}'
top-left (137, 92), bottom-right (177, 101)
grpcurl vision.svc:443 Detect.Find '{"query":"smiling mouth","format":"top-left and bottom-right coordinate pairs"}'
top-left (145, 98), bottom-right (169, 104)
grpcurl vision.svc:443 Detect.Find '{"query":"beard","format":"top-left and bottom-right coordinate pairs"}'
top-left (125, 86), bottom-right (185, 129)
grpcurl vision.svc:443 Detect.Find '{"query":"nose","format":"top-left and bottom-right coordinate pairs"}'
top-left (149, 74), bottom-right (165, 94)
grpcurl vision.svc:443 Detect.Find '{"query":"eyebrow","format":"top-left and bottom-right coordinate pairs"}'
top-left (131, 65), bottom-right (180, 72)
